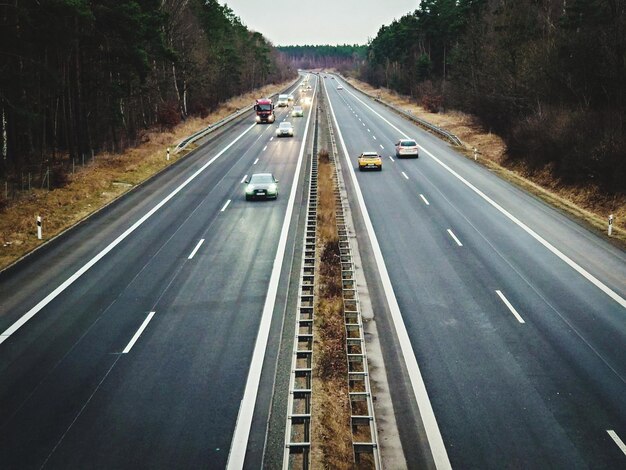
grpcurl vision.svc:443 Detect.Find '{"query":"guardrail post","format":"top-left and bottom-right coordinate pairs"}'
top-left (608, 214), bottom-right (614, 236)
top-left (36, 215), bottom-right (42, 240)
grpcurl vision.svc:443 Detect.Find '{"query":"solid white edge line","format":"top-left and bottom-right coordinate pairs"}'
top-left (495, 290), bottom-right (526, 324)
top-left (324, 80), bottom-right (452, 469)
top-left (402, 171), bottom-right (409, 180)
top-left (226, 80), bottom-right (316, 470)
top-left (342, 84), bottom-right (626, 310)
top-left (220, 199), bottom-right (231, 212)
top-left (0, 123), bottom-right (258, 346)
top-left (420, 194), bottom-right (430, 205)
top-left (188, 239), bottom-right (205, 260)
top-left (607, 430), bottom-right (626, 455)
top-left (122, 311), bottom-right (155, 354)
top-left (447, 229), bottom-right (463, 247)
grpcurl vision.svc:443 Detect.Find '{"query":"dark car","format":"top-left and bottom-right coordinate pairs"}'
top-left (245, 173), bottom-right (279, 200)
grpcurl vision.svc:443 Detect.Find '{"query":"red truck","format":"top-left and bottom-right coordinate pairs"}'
top-left (254, 98), bottom-right (275, 123)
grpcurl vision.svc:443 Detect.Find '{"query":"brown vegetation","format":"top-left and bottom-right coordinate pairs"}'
top-left (0, 81), bottom-right (293, 271)
top-left (344, 77), bottom-right (625, 245)
top-left (311, 149), bottom-right (353, 469)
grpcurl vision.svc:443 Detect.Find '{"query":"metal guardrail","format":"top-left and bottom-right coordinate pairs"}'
top-left (334, 73), bottom-right (462, 147)
top-left (174, 78), bottom-right (303, 154)
top-left (283, 105), bottom-right (319, 470)
top-left (325, 79), bottom-right (381, 469)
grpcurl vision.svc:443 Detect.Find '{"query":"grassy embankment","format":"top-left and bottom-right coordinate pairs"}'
top-left (0, 81), bottom-right (293, 271)
top-left (344, 77), bottom-right (626, 247)
top-left (311, 149), bottom-right (354, 469)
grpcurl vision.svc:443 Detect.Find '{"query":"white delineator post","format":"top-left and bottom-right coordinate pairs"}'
top-left (608, 214), bottom-right (614, 236)
top-left (474, 147), bottom-right (478, 161)
top-left (36, 215), bottom-right (42, 240)
top-left (167, 147), bottom-right (170, 161)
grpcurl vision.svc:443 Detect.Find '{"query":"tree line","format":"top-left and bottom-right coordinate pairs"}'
top-left (362, 0), bottom-right (625, 193)
top-left (0, 0), bottom-right (293, 184)
top-left (278, 45), bottom-right (366, 73)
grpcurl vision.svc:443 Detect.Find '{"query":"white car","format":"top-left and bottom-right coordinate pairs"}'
top-left (395, 139), bottom-right (419, 158)
top-left (277, 94), bottom-right (289, 107)
top-left (276, 121), bottom-right (294, 137)
top-left (337, 85), bottom-right (343, 90)
top-left (291, 106), bottom-right (304, 117)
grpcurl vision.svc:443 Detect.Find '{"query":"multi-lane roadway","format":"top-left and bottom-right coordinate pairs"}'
top-left (0, 72), bottom-right (624, 469)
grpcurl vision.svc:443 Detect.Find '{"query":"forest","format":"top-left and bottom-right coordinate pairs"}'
top-left (363, 0), bottom-right (625, 193)
top-left (278, 45), bottom-right (367, 73)
top-left (0, 0), bottom-right (293, 188)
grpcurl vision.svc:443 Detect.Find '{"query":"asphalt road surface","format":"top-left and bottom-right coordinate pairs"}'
top-left (1, 70), bottom-right (625, 470)
top-left (0, 78), bottom-right (315, 469)
top-left (324, 75), bottom-right (626, 469)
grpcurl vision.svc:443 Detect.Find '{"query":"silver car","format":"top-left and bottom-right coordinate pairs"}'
top-left (395, 139), bottom-right (419, 158)
top-left (276, 121), bottom-right (294, 137)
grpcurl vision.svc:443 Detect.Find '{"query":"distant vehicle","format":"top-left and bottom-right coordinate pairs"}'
top-left (245, 173), bottom-right (278, 200)
top-left (288, 94), bottom-right (295, 103)
top-left (337, 85), bottom-right (343, 90)
top-left (331, 76), bottom-right (335, 79)
top-left (358, 151), bottom-right (382, 171)
top-left (395, 139), bottom-right (419, 158)
top-left (291, 106), bottom-right (304, 117)
top-left (277, 94), bottom-right (289, 107)
top-left (302, 96), bottom-right (312, 105)
top-left (306, 85), bottom-right (312, 90)
top-left (276, 121), bottom-right (294, 137)
top-left (254, 98), bottom-right (275, 123)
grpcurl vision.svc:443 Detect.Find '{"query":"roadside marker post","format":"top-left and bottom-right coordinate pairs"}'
top-left (167, 147), bottom-right (170, 161)
top-left (608, 214), bottom-right (614, 236)
top-left (36, 215), bottom-right (42, 240)
top-left (474, 147), bottom-right (478, 161)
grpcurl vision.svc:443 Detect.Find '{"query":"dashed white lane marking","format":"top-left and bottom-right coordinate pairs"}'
top-left (220, 200), bottom-right (231, 212)
top-left (263, 145), bottom-right (267, 151)
top-left (341, 83), bottom-right (626, 310)
top-left (240, 175), bottom-right (247, 184)
top-left (0, 122), bottom-right (258, 346)
top-left (389, 156), bottom-right (395, 162)
top-left (495, 290), bottom-right (526, 324)
top-left (607, 430), bottom-right (626, 455)
top-left (420, 194), bottom-right (430, 205)
top-left (270, 136), bottom-right (274, 141)
top-left (380, 145), bottom-right (385, 150)
top-left (401, 172), bottom-right (409, 180)
top-left (447, 229), bottom-right (463, 247)
top-left (253, 158), bottom-right (259, 165)
top-left (323, 79), bottom-right (452, 470)
top-left (373, 136), bottom-right (377, 140)
top-left (123, 311), bottom-right (155, 353)
top-left (367, 128), bottom-right (371, 132)
top-left (188, 239), bottom-right (205, 260)
top-left (362, 122), bottom-right (365, 126)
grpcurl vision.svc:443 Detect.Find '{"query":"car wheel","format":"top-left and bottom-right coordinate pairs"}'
top-left (378, 167), bottom-right (382, 171)
top-left (246, 195), bottom-right (251, 201)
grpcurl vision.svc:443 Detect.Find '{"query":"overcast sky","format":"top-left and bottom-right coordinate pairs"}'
top-left (219, 0), bottom-right (419, 46)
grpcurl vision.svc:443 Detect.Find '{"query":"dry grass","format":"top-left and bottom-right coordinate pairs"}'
top-left (0, 80), bottom-right (295, 271)
top-left (311, 149), bottom-right (354, 469)
top-left (344, 76), bottom-right (626, 245)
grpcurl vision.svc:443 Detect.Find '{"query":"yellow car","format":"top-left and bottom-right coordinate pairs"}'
top-left (358, 151), bottom-right (382, 171)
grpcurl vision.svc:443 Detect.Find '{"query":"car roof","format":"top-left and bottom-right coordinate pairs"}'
top-left (399, 138), bottom-right (416, 143)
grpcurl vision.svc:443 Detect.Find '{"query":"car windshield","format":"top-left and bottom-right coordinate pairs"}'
top-left (401, 140), bottom-right (417, 146)
top-left (362, 153), bottom-right (379, 158)
top-left (279, 122), bottom-right (292, 129)
top-left (294, 107), bottom-right (302, 112)
top-left (250, 174), bottom-right (274, 184)
top-left (257, 104), bottom-right (272, 111)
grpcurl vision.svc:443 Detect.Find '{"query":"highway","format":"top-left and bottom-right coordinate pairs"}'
top-left (0, 78), bottom-right (315, 468)
top-left (0, 69), bottom-right (624, 470)
top-left (324, 75), bottom-right (626, 468)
